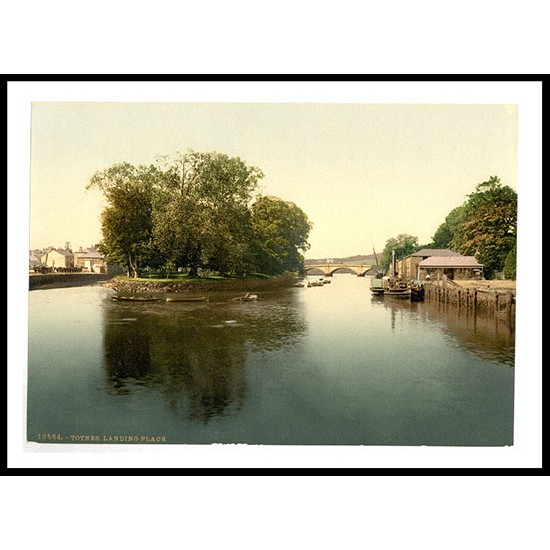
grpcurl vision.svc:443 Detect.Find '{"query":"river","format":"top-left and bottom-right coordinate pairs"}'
top-left (27, 274), bottom-right (514, 446)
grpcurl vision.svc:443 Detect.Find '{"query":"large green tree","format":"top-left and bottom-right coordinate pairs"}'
top-left (250, 196), bottom-right (312, 275)
top-left (87, 163), bottom-right (163, 277)
top-left (502, 242), bottom-right (516, 280)
top-left (88, 151), bottom-right (313, 280)
top-left (431, 205), bottom-right (468, 249)
top-left (381, 234), bottom-right (419, 273)
top-left (449, 176), bottom-right (517, 278)
top-left (153, 150), bottom-right (264, 277)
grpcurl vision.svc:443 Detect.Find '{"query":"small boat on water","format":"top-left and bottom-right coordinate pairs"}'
top-left (234, 292), bottom-right (258, 302)
top-left (410, 280), bottom-right (425, 302)
top-left (370, 277), bottom-right (385, 296)
top-left (383, 279), bottom-right (425, 300)
top-left (383, 280), bottom-right (410, 298)
top-left (369, 247), bottom-right (385, 295)
top-left (383, 249), bottom-right (411, 298)
top-left (308, 279), bottom-right (324, 287)
top-left (111, 295), bottom-right (162, 302)
top-left (380, 250), bottom-right (425, 301)
top-left (165, 296), bottom-right (209, 302)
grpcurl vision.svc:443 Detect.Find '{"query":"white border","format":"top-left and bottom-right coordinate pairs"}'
top-left (8, 80), bottom-right (542, 469)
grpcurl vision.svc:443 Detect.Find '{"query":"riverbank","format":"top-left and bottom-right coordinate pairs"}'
top-left (29, 273), bottom-right (111, 290)
top-left (424, 279), bottom-right (515, 323)
top-left (103, 273), bottom-right (296, 293)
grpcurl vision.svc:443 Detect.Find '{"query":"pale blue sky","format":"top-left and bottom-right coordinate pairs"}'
top-left (29, 101), bottom-right (517, 259)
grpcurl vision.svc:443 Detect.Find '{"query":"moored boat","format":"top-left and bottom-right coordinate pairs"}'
top-left (111, 295), bottom-right (162, 302)
top-left (165, 296), bottom-right (209, 302)
top-left (370, 276), bottom-right (385, 295)
top-left (410, 280), bottom-right (425, 302)
top-left (233, 292), bottom-right (258, 302)
top-left (383, 282), bottom-right (410, 298)
top-left (383, 249), bottom-right (410, 298)
top-left (369, 247), bottom-right (385, 295)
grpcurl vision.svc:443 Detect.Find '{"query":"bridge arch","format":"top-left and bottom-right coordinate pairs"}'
top-left (305, 267), bottom-right (324, 276)
top-left (327, 267), bottom-right (358, 276)
top-left (305, 263), bottom-right (372, 277)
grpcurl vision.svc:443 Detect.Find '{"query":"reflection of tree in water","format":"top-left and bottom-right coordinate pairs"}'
top-left (150, 324), bottom-right (248, 423)
top-left (381, 298), bottom-right (515, 367)
top-left (102, 290), bottom-right (306, 422)
top-left (103, 318), bottom-right (152, 394)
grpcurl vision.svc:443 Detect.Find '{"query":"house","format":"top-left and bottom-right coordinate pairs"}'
top-left (40, 248), bottom-right (74, 269)
top-left (418, 255), bottom-right (484, 281)
top-left (29, 253), bottom-right (41, 268)
top-left (396, 248), bottom-right (461, 279)
top-left (73, 247), bottom-right (107, 273)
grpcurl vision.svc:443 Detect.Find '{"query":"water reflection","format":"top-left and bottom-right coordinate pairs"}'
top-left (375, 296), bottom-right (515, 367)
top-left (104, 319), bottom-right (152, 392)
top-left (102, 291), bottom-right (306, 422)
top-left (27, 282), bottom-right (514, 446)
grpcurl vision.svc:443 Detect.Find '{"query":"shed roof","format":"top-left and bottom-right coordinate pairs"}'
top-left (74, 248), bottom-right (104, 258)
top-left (411, 248), bottom-right (461, 257)
top-left (419, 256), bottom-right (483, 268)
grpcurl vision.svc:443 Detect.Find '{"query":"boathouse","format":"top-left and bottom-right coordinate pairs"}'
top-left (418, 255), bottom-right (484, 281)
top-left (396, 248), bottom-right (461, 279)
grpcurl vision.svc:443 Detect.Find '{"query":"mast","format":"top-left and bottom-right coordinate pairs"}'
top-left (372, 246), bottom-right (379, 267)
top-left (392, 249), bottom-right (396, 278)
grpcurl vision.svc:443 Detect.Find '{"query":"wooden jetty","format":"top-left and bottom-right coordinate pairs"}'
top-left (424, 276), bottom-right (515, 321)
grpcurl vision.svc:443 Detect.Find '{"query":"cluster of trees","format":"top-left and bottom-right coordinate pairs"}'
top-left (87, 150), bottom-right (312, 278)
top-left (381, 176), bottom-right (517, 279)
top-left (380, 234), bottom-right (419, 271)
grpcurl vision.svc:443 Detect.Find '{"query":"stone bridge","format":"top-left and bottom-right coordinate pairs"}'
top-left (305, 263), bottom-right (373, 277)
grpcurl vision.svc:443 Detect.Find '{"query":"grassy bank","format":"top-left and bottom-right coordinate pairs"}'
top-left (103, 273), bottom-right (295, 293)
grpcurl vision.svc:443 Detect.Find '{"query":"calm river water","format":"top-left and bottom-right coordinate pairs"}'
top-left (27, 274), bottom-right (514, 446)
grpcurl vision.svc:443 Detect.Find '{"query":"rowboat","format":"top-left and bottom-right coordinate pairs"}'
top-left (111, 295), bottom-right (162, 302)
top-left (165, 296), bottom-right (209, 302)
top-left (234, 292), bottom-right (258, 302)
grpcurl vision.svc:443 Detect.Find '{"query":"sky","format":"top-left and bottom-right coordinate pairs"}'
top-left (27, 99), bottom-right (518, 260)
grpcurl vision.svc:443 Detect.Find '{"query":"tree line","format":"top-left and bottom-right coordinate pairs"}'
top-left (380, 176), bottom-right (517, 279)
top-left (87, 150), bottom-right (312, 278)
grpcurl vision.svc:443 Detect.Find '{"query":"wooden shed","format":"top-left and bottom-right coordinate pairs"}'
top-left (418, 255), bottom-right (484, 281)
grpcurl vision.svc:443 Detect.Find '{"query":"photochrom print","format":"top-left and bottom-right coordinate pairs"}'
top-left (27, 100), bottom-right (517, 447)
